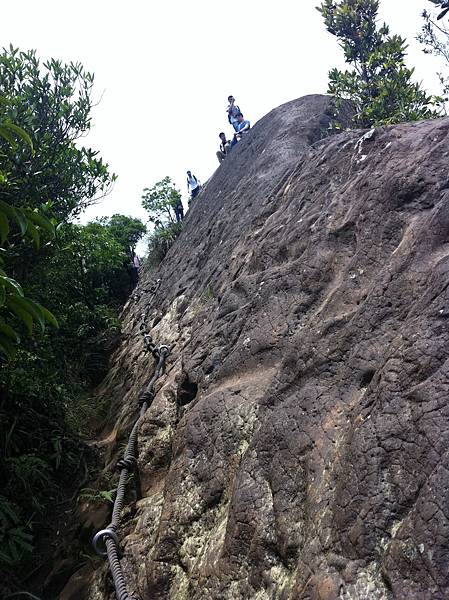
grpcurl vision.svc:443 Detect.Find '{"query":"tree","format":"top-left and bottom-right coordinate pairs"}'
top-left (141, 177), bottom-right (183, 265)
top-left (105, 214), bottom-right (147, 253)
top-left (317, 0), bottom-right (436, 128)
top-left (141, 176), bottom-right (182, 226)
top-left (418, 2), bottom-right (449, 107)
top-left (0, 46), bottom-right (116, 220)
top-left (0, 46), bottom-right (118, 356)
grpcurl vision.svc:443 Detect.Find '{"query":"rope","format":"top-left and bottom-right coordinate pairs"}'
top-left (92, 303), bottom-right (170, 600)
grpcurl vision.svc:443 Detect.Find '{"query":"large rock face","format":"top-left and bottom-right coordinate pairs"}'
top-left (71, 96), bottom-right (449, 599)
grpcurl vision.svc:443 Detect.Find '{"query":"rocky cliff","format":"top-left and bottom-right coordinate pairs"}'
top-left (65, 95), bottom-right (449, 600)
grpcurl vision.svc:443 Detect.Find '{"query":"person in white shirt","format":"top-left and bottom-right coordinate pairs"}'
top-left (226, 95), bottom-right (241, 132)
top-left (130, 251), bottom-right (140, 289)
top-left (186, 170), bottom-right (201, 201)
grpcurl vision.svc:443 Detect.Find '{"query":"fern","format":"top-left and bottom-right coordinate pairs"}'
top-left (0, 496), bottom-right (33, 567)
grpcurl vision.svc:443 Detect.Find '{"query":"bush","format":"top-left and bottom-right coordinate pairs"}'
top-left (146, 222), bottom-right (182, 267)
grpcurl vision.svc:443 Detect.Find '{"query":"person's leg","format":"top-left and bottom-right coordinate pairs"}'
top-left (216, 150), bottom-right (225, 163)
top-left (192, 187), bottom-right (200, 199)
top-left (232, 121), bottom-right (239, 132)
top-left (180, 207), bottom-right (184, 220)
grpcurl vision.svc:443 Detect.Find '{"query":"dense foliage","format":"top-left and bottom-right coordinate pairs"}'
top-left (317, 0), bottom-right (437, 128)
top-left (0, 45), bottom-right (146, 596)
top-left (142, 176), bottom-right (183, 265)
top-left (0, 216), bottom-right (146, 591)
top-left (105, 213), bottom-right (147, 254)
top-left (0, 46), bottom-right (115, 219)
top-left (0, 115), bottom-right (58, 358)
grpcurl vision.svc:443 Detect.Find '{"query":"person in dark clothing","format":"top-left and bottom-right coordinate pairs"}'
top-left (216, 132), bottom-right (231, 163)
top-left (174, 198), bottom-right (184, 222)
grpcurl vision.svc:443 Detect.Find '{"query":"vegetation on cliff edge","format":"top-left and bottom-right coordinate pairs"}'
top-left (0, 46), bottom-right (146, 595)
top-left (318, 0), bottom-right (439, 128)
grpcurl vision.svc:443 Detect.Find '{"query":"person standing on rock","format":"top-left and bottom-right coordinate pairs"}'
top-left (174, 197), bottom-right (184, 222)
top-left (216, 132), bottom-right (231, 164)
top-left (129, 251), bottom-right (140, 290)
top-left (226, 95), bottom-right (241, 132)
top-left (231, 113), bottom-right (251, 147)
top-left (186, 170), bottom-right (201, 202)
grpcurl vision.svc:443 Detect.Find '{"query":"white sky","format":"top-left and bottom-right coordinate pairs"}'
top-left (2, 0), bottom-right (445, 224)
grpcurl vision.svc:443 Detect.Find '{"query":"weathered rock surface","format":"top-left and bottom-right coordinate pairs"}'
top-left (67, 95), bottom-right (449, 599)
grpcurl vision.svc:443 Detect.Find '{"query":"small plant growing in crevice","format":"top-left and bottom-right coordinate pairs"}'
top-left (78, 487), bottom-right (116, 505)
top-left (78, 470), bottom-right (117, 505)
top-left (201, 284), bottom-right (215, 303)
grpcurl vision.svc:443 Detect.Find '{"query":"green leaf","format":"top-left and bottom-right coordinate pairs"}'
top-left (0, 125), bottom-right (17, 149)
top-left (0, 323), bottom-right (20, 342)
top-left (6, 297), bottom-right (34, 334)
top-left (0, 199), bottom-right (16, 220)
top-left (25, 210), bottom-right (55, 237)
top-left (13, 208), bottom-right (28, 236)
top-left (4, 122), bottom-right (34, 152)
top-left (9, 296), bottom-right (45, 332)
top-left (41, 306), bottom-right (59, 328)
top-left (0, 276), bottom-right (24, 297)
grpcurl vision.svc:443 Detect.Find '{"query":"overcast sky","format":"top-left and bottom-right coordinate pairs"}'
top-left (2, 0), bottom-right (444, 225)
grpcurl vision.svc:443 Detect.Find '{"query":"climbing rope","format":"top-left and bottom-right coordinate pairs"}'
top-left (92, 304), bottom-right (169, 600)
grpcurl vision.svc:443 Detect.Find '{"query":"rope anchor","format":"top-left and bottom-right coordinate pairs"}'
top-left (93, 528), bottom-right (121, 557)
top-left (91, 301), bottom-right (170, 600)
top-left (158, 344), bottom-right (170, 357)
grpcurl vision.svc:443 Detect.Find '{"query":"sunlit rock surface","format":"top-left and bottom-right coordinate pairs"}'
top-left (64, 95), bottom-right (449, 600)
